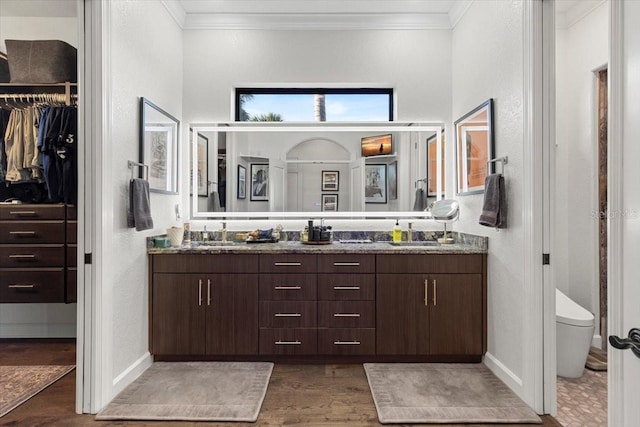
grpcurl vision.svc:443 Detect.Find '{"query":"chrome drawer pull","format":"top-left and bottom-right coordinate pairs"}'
top-left (274, 262), bottom-right (302, 266)
top-left (275, 313), bottom-right (302, 317)
top-left (334, 340), bottom-right (361, 345)
top-left (274, 286), bottom-right (302, 290)
top-left (9, 231), bottom-right (36, 236)
top-left (275, 340), bottom-right (301, 345)
top-left (8, 284), bottom-right (36, 289)
top-left (333, 286), bottom-right (360, 290)
top-left (333, 313), bottom-right (361, 317)
top-left (333, 262), bottom-right (360, 266)
top-left (9, 211), bottom-right (37, 216)
top-left (9, 254), bottom-right (36, 259)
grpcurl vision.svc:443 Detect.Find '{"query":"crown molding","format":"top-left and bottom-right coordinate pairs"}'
top-left (182, 12), bottom-right (452, 30)
top-left (161, 0), bottom-right (187, 28)
top-left (448, 0), bottom-right (473, 28)
top-left (556, 0), bottom-right (606, 30)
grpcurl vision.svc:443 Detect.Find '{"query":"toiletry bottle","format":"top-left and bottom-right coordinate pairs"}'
top-left (183, 222), bottom-right (191, 245)
top-left (202, 226), bottom-right (209, 242)
top-left (393, 219), bottom-right (402, 242)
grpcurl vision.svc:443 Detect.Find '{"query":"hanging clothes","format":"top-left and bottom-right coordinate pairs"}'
top-left (41, 106), bottom-right (77, 204)
top-left (0, 109), bottom-right (10, 182)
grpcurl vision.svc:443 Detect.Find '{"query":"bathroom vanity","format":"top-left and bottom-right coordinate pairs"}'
top-left (148, 242), bottom-right (487, 362)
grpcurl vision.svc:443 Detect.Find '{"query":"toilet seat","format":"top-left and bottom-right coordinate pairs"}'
top-left (556, 289), bottom-right (594, 327)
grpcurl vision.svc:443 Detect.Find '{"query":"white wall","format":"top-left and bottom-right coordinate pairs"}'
top-left (555, 3), bottom-right (608, 323)
top-left (102, 0), bottom-right (183, 400)
top-left (0, 12), bottom-right (77, 338)
top-left (451, 0), bottom-right (526, 394)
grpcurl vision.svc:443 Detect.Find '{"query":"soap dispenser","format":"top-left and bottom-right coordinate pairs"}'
top-left (392, 219), bottom-right (402, 242)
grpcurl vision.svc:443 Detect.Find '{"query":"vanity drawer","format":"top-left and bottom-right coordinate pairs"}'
top-left (259, 274), bottom-right (316, 300)
top-left (0, 204), bottom-right (65, 220)
top-left (0, 221), bottom-right (65, 244)
top-left (0, 269), bottom-right (65, 303)
top-left (317, 274), bottom-right (375, 300)
top-left (0, 245), bottom-right (64, 267)
top-left (259, 301), bottom-right (317, 328)
top-left (260, 254), bottom-right (317, 273)
top-left (376, 254), bottom-right (484, 274)
top-left (317, 254), bottom-right (375, 273)
top-left (318, 301), bottom-right (375, 328)
top-left (259, 328), bottom-right (317, 355)
top-left (317, 328), bottom-right (375, 355)
top-left (152, 254), bottom-right (259, 273)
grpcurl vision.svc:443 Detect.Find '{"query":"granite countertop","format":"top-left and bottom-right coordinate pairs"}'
top-left (148, 240), bottom-right (487, 255)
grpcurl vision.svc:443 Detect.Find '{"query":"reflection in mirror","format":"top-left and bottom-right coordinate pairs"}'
top-left (140, 97), bottom-right (180, 194)
top-left (190, 123), bottom-right (444, 219)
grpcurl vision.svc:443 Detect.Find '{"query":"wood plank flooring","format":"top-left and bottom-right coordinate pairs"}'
top-left (0, 340), bottom-right (562, 426)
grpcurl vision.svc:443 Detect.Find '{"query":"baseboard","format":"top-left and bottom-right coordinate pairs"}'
top-left (483, 352), bottom-right (525, 400)
top-left (591, 334), bottom-right (602, 348)
top-left (111, 352), bottom-right (153, 397)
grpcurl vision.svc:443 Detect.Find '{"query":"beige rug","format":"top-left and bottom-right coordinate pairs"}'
top-left (96, 361), bottom-right (273, 421)
top-left (0, 365), bottom-right (75, 418)
top-left (364, 363), bottom-right (542, 424)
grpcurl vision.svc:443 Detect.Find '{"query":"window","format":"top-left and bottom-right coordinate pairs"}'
top-left (235, 88), bottom-right (393, 122)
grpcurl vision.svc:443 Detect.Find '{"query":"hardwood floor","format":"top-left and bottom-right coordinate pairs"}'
top-left (0, 340), bottom-right (562, 426)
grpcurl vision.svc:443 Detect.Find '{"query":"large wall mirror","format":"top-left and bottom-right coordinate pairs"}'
top-left (189, 122), bottom-right (445, 219)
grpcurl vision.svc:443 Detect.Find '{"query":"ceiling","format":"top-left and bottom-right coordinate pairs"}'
top-left (0, 0), bottom-right (606, 30)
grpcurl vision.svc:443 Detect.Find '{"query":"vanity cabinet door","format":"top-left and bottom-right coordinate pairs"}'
top-left (428, 274), bottom-right (483, 356)
top-left (152, 273), bottom-right (206, 355)
top-left (376, 274), bottom-right (430, 355)
top-left (205, 274), bottom-right (258, 355)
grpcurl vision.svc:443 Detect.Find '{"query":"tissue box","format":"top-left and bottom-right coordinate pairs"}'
top-left (5, 40), bottom-right (77, 83)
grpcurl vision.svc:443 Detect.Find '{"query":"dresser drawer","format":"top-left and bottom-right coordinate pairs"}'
top-left (259, 328), bottom-right (317, 355)
top-left (259, 301), bottom-right (317, 327)
top-left (66, 244), bottom-right (77, 267)
top-left (0, 269), bottom-right (65, 303)
top-left (0, 221), bottom-right (65, 244)
top-left (318, 301), bottom-right (375, 328)
top-left (260, 254), bottom-right (317, 273)
top-left (318, 274), bottom-right (375, 300)
top-left (66, 221), bottom-right (77, 244)
top-left (260, 274), bottom-right (316, 300)
top-left (0, 245), bottom-right (64, 268)
top-left (317, 254), bottom-right (375, 273)
top-left (66, 267), bottom-right (77, 303)
top-left (318, 328), bottom-right (375, 355)
top-left (0, 204), bottom-right (65, 220)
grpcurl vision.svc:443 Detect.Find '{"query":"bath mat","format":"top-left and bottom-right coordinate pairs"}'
top-left (364, 363), bottom-right (541, 424)
top-left (96, 361), bottom-right (273, 421)
top-left (0, 365), bottom-right (75, 417)
top-left (586, 346), bottom-right (608, 371)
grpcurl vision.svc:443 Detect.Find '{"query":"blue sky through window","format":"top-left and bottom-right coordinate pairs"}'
top-left (241, 94), bottom-right (391, 122)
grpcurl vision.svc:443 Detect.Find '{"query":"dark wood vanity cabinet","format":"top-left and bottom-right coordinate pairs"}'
top-left (150, 254), bottom-right (259, 356)
top-left (376, 254), bottom-right (486, 357)
top-left (149, 251), bottom-right (486, 361)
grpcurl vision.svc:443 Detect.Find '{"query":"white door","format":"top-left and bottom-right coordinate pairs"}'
top-left (349, 158), bottom-right (364, 211)
top-left (609, 1), bottom-right (640, 425)
top-left (269, 159), bottom-right (286, 212)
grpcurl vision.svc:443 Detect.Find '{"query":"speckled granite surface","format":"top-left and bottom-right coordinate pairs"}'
top-left (147, 231), bottom-right (487, 255)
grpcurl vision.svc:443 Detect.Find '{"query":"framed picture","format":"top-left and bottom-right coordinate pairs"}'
top-left (365, 164), bottom-right (387, 204)
top-left (388, 161), bottom-right (397, 200)
top-left (427, 131), bottom-right (445, 197)
top-left (455, 98), bottom-right (494, 195)
top-left (140, 97), bottom-right (179, 194)
top-left (321, 170), bottom-right (339, 191)
top-left (196, 133), bottom-right (208, 197)
top-left (250, 163), bottom-right (269, 201)
top-left (361, 134), bottom-right (393, 157)
top-left (321, 194), bottom-right (338, 212)
top-left (237, 164), bottom-right (246, 199)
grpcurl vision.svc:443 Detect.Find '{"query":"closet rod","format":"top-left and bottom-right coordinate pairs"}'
top-left (0, 92), bottom-right (78, 106)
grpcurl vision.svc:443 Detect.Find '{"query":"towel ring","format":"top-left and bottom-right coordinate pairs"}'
top-left (128, 160), bottom-right (149, 180)
top-left (487, 156), bottom-right (508, 175)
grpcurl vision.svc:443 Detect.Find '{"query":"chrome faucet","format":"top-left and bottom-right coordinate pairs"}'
top-left (221, 222), bottom-right (227, 243)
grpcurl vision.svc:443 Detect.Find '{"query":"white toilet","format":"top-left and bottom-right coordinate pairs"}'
top-left (556, 288), bottom-right (595, 378)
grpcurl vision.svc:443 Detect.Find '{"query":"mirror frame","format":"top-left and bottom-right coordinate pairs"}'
top-left (140, 97), bottom-right (180, 194)
top-left (189, 122), bottom-right (445, 219)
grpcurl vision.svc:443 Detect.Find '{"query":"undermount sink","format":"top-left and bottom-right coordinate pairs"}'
top-left (387, 241), bottom-right (440, 247)
top-left (196, 241), bottom-right (238, 246)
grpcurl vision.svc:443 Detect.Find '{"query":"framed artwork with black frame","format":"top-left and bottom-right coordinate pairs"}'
top-left (321, 194), bottom-right (338, 212)
top-left (455, 98), bottom-right (494, 195)
top-left (321, 170), bottom-right (339, 191)
top-left (250, 163), bottom-right (269, 201)
top-left (365, 164), bottom-right (387, 204)
top-left (237, 164), bottom-right (246, 199)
